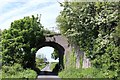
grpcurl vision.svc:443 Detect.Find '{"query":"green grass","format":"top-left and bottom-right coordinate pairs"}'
top-left (50, 62), bottom-right (58, 71)
top-left (59, 67), bottom-right (105, 78)
top-left (0, 69), bottom-right (1, 79)
top-left (64, 51), bottom-right (76, 69)
top-left (59, 51), bottom-right (105, 78)
top-left (37, 63), bottom-right (47, 70)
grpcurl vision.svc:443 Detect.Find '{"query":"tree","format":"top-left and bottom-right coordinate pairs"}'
top-left (51, 49), bottom-right (59, 60)
top-left (57, 2), bottom-right (97, 51)
top-left (36, 57), bottom-right (44, 65)
top-left (1, 15), bottom-right (45, 69)
top-left (0, 29), bottom-right (2, 69)
top-left (0, 29), bottom-right (2, 41)
top-left (57, 2), bottom-right (97, 69)
top-left (57, 1), bottom-right (120, 78)
top-left (89, 2), bottom-right (120, 78)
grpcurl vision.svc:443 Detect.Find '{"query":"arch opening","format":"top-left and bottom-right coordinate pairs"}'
top-left (36, 46), bottom-right (59, 63)
top-left (35, 42), bottom-right (65, 74)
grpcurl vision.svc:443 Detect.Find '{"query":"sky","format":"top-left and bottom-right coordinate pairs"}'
top-left (36, 47), bottom-right (59, 62)
top-left (0, 0), bottom-right (64, 62)
top-left (0, 0), bottom-right (64, 31)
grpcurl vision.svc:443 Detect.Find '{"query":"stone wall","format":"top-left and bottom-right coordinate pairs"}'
top-left (82, 52), bottom-right (91, 68)
top-left (45, 34), bottom-right (91, 69)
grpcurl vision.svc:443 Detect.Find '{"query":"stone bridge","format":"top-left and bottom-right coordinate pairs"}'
top-left (45, 33), bottom-right (71, 55)
top-left (37, 33), bottom-right (91, 69)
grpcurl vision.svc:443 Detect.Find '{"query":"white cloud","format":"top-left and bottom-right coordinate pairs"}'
top-left (0, 0), bottom-right (47, 22)
top-left (0, 0), bottom-right (63, 30)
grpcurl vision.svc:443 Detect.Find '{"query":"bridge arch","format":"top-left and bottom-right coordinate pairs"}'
top-left (36, 42), bottom-right (65, 71)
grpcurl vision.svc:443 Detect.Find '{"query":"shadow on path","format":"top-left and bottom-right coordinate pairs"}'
top-left (39, 63), bottom-right (60, 76)
top-left (39, 71), bottom-right (58, 76)
top-left (37, 64), bottom-right (61, 80)
top-left (37, 71), bottom-right (60, 80)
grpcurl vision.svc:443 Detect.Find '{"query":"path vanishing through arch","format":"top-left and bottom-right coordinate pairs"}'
top-left (37, 63), bottom-right (61, 80)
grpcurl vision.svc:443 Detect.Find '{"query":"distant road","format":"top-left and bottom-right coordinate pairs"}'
top-left (41, 63), bottom-right (51, 71)
top-left (37, 63), bottom-right (61, 80)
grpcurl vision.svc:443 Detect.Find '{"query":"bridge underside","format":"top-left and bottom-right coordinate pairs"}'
top-left (37, 42), bottom-right (65, 71)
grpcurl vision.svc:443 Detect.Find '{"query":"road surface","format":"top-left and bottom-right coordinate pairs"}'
top-left (37, 63), bottom-right (61, 80)
top-left (41, 63), bottom-right (51, 71)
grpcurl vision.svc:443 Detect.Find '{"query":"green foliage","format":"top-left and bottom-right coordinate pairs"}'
top-left (50, 62), bottom-right (58, 71)
top-left (88, 2), bottom-right (120, 78)
top-left (57, 2), bottom-right (97, 48)
top-left (36, 57), bottom-right (47, 70)
top-left (67, 51), bottom-right (76, 68)
top-left (43, 28), bottom-right (56, 36)
top-left (51, 49), bottom-right (59, 60)
top-left (1, 15), bottom-right (45, 68)
top-left (36, 57), bottom-right (44, 64)
top-left (0, 29), bottom-right (2, 79)
top-left (0, 29), bottom-right (2, 41)
top-left (2, 63), bottom-right (37, 78)
top-left (0, 70), bottom-right (1, 79)
top-left (59, 51), bottom-right (120, 79)
top-left (64, 51), bottom-right (76, 69)
top-left (59, 67), bottom-right (104, 78)
top-left (57, 1), bottom-right (120, 78)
